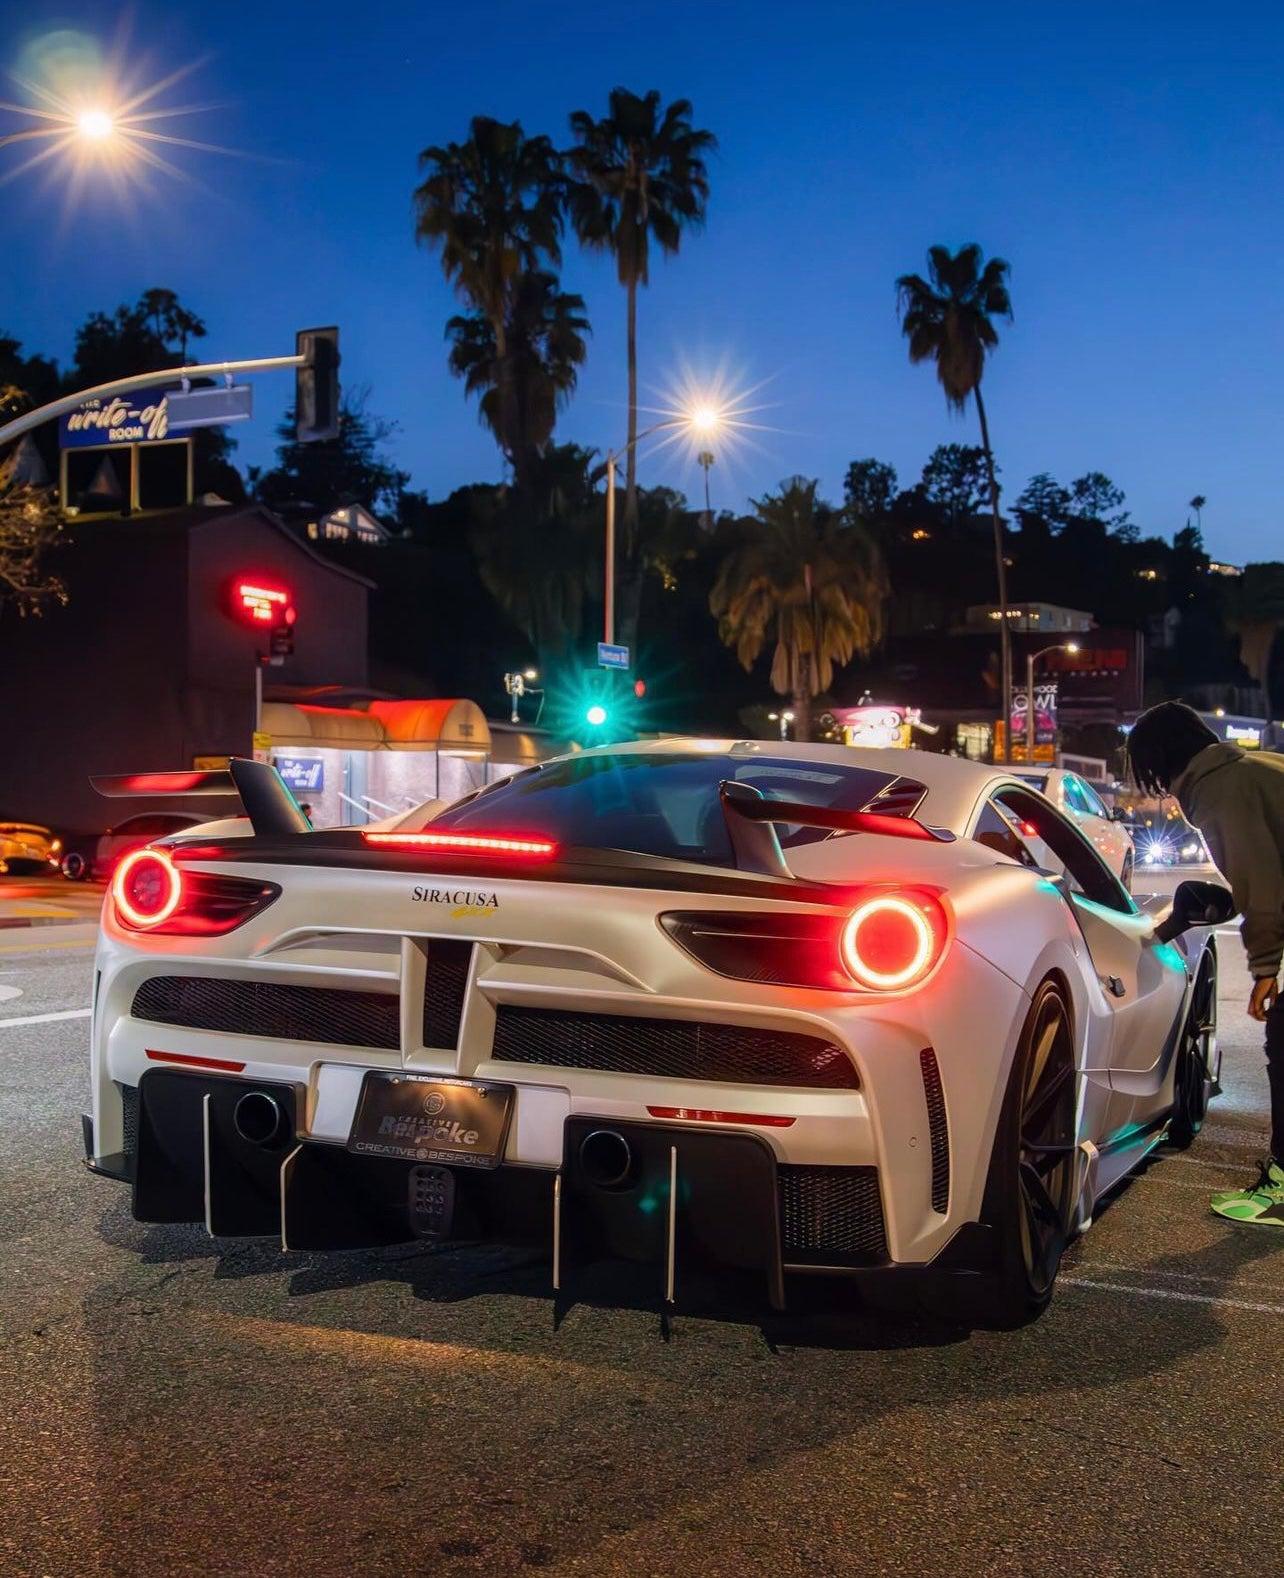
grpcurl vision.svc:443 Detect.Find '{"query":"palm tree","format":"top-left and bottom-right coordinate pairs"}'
top-left (446, 271), bottom-right (589, 491)
top-left (896, 244), bottom-right (1014, 755)
top-left (566, 89), bottom-right (715, 548)
top-left (1189, 494), bottom-right (1207, 532)
top-left (710, 477), bottom-right (888, 741)
top-left (414, 116), bottom-right (564, 463)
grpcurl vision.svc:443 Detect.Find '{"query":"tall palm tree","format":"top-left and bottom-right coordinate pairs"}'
top-left (446, 271), bottom-right (589, 491)
top-left (1189, 494), bottom-right (1207, 532)
top-left (414, 116), bottom-right (564, 464)
top-left (566, 89), bottom-right (715, 547)
top-left (896, 244), bottom-right (1014, 756)
top-left (710, 477), bottom-right (888, 741)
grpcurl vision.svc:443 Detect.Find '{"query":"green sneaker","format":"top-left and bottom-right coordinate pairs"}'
top-left (1211, 1159), bottom-right (1284, 1226)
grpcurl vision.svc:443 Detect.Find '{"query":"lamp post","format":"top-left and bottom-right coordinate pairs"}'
top-left (1025, 640), bottom-right (1079, 762)
top-left (602, 405), bottom-right (722, 645)
top-left (502, 668), bottom-right (541, 724)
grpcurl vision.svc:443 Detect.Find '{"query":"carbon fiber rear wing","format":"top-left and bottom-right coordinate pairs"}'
top-left (718, 780), bottom-right (953, 877)
top-left (90, 757), bottom-right (310, 838)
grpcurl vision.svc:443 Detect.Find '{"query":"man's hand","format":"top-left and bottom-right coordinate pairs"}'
top-left (1249, 976), bottom-right (1280, 1022)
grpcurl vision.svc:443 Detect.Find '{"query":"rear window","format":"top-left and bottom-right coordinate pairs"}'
top-left (435, 752), bottom-right (908, 866)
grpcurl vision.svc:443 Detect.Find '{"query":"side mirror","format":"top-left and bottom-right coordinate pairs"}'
top-left (1153, 879), bottom-right (1235, 943)
top-left (1110, 806), bottom-right (1128, 822)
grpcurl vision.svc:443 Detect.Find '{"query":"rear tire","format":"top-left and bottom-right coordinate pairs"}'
top-left (1167, 953), bottom-right (1218, 1150)
top-left (981, 980), bottom-right (1078, 1327)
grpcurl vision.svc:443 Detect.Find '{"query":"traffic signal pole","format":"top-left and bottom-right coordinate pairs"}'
top-left (0, 351), bottom-right (308, 449)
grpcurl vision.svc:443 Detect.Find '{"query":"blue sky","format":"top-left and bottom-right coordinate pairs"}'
top-left (1, 0), bottom-right (1281, 562)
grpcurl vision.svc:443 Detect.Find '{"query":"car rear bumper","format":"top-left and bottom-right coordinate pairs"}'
top-left (84, 1070), bottom-right (1004, 1312)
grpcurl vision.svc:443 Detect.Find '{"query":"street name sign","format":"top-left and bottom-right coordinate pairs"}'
top-left (597, 642), bottom-right (630, 670)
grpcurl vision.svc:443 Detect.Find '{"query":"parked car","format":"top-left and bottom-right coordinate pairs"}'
top-left (63, 813), bottom-right (205, 881)
top-left (0, 821), bottom-right (62, 875)
top-left (85, 746), bottom-right (1225, 1327)
top-left (1006, 768), bottom-right (1135, 887)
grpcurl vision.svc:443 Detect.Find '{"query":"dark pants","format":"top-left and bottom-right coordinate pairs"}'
top-left (1267, 995), bottom-right (1284, 1163)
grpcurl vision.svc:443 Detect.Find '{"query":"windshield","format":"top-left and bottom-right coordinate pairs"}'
top-left (434, 752), bottom-right (908, 866)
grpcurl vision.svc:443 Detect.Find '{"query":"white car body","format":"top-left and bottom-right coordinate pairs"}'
top-left (1007, 767), bottom-right (1134, 885)
top-left (84, 742), bottom-right (1220, 1323)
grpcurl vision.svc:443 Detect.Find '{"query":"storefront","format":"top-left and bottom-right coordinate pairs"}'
top-left (260, 699), bottom-right (493, 826)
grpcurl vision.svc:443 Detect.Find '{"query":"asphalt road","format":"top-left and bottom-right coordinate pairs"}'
top-left (1, 871), bottom-right (1282, 1576)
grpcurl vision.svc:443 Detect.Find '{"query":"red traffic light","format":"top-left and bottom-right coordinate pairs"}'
top-left (633, 678), bottom-right (647, 698)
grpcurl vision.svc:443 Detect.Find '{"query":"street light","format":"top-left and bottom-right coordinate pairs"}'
top-left (1025, 641), bottom-right (1079, 762)
top-left (602, 401), bottom-right (725, 645)
top-left (502, 668), bottom-right (541, 725)
top-left (768, 709), bottom-right (796, 741)
top-left (77, 108), bottom-right (114, 142)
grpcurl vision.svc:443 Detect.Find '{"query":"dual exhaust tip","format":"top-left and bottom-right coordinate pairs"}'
top-left (231, 1096), bottom-right (637, 1189)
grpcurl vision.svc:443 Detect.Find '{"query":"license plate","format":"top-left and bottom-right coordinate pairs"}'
top-left (347, 1074), bottom-right (514, 1170)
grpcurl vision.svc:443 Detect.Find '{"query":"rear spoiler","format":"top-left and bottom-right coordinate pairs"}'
top-left (719, 780), bottom-right (952, 878)
top-left (91, 758), bottom-right (310, 839)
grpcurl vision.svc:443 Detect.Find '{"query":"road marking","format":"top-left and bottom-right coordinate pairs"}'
top-left (1061, 1277), bottom-right (1284, 1316)
top-left (0, 936), bottom-right (95, 955)
top-left (0, 984), bottom-right (21, 1003)
top-left (1079, 1258), bottom-right (1284, 1292)
top-left (0, 1007), bottom-right (91, 1027)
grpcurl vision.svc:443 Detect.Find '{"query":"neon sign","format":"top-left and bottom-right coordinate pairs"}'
top-left (228, 578), bottom-right (296, 628)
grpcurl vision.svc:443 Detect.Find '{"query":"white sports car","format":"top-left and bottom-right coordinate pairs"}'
top-left (83, 743), bottom-right (1230, 1326)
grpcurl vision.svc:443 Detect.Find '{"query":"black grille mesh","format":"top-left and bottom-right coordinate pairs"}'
top-left (491, 1005), bottom-right (858, 1089)
top-left (130, 975), bottom-right (400, 1050)
top-left (777, 1165), bottom-right (887, 1263)
top-left (119, 1081), bottom-right (140, 1162)
top-left (920, 1046), bottom-right (950, 1213)
top-left (422, 940), bottom-right (472, 1049)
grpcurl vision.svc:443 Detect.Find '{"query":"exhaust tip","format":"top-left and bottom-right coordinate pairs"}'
top-left (233, 1090), bottom-right (284, 1147)
top-left (578, 1128), bottom-right (635, 1190)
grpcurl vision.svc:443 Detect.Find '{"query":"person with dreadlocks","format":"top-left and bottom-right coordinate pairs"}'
top-left (1127, 701), bottom-right (1284, 1224)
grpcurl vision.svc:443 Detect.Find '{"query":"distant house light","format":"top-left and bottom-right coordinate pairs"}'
top-left (1137, 568), bottom-right (1158, 581)
top-left (1207, 561), bottom-right (1243, 577)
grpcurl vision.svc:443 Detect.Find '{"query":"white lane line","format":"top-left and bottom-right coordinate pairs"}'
top-left (0, 984), bottom-right (22, 1003)
top-left (1061, 1277), bottom-right (1284, 1316)
top-left (1080, 1259), bottom-right (1284, 1292)
top-left (0, 1007), bottom-right (91, 1028)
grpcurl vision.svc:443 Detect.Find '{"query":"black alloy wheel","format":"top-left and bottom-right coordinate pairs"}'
top-left (1167, 953), bottom-right (1218, 1150)
top-left (980, 980), bottom-right (1079, 1326)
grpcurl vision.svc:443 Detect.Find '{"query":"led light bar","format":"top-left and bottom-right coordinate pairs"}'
top-left (362, 830), bottom-right (558, 858)
top-left (647, 1107), bottom-right (796, 1127)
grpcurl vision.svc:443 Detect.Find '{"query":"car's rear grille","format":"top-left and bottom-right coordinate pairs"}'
top-left (920, 1046), bottom-right (950, 1213)
top-left (777, 1165), bottom-right (887, 1264)
top-left (490, 1005), bottom-right (858, 1089)
top-left (422, 939), bottom-right (472, 1049)
top-left (119, 1081), bottom-right (140, 1163)
top-left (130, 975), bottom-right (401, 1050)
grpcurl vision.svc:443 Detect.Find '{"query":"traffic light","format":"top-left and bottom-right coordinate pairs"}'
top-left (295, 327), bottom-right (340, 443)
top-left (585, 703), bottom-right (608, 727)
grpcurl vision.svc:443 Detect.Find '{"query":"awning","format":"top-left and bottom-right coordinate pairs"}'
top-left (259, 702), bottom-right (385, 750)
top-left (365, 698), bottom-right (490, 753)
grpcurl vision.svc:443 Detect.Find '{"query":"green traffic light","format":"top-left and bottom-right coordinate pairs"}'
top-left (585, 704), bottom-right (608, 727)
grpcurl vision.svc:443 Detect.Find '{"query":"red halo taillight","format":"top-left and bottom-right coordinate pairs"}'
top-left (840, 892), bottom-right (946, 991)
top-left (111, 848), bottom-right (183, 928)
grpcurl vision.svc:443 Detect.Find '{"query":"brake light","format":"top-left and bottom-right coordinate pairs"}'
top-left (647, 1107), bottom-right (796, 1127)
top-left (112, 848), bottom-right (182, 927)
top-left (362, 830), bottom-right (557, 858)
top-left (840, 893), bottom-right (946, 991)
top-left (110, 848), bottom-right (279, 936)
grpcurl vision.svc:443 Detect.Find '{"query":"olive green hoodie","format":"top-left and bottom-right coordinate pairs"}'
top-left (1171, 742), bottom-right (1284, 979)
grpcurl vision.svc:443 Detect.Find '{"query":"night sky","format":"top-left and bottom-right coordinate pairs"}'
top-left (2, 1), bottom-right (1281, 563)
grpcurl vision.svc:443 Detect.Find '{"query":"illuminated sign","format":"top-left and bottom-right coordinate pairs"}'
top-left (60, 386), bottom-right (173, 447)
top-left (832, 704), bottom-right (920, 749)
top-left (230, 579), bottom-right (295, 626)
top-left (274, 755), bottom-right (325, 793)
top-left (1010, 683), bottom-right (1058, 745)
top-left (1225, 723), bottom-right (1261, 748)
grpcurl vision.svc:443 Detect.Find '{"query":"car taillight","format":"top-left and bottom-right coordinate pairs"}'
top-left (110, 848), bottom-right (280, 936)
top-left (362, 830), bottom-right (557, 858)
top-left (839, 893), bottom-right (946, 991)
top-left (661, 890), bottom-right (949, 994)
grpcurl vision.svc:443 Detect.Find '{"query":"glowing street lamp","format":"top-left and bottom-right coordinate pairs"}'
top-left (76, 108), bottom-right (114, 142)
top-left (602, 401), bottom-right (725, 645)
top-left (1025, 641), bottom-right (1079, 762)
